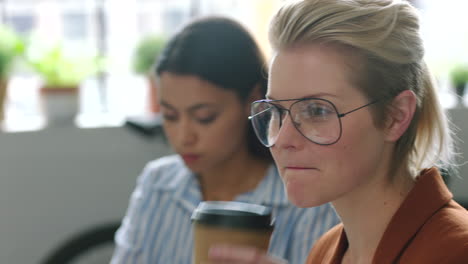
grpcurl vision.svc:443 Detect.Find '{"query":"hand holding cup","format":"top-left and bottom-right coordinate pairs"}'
top-left (191, 201), bottom-right (275, 264)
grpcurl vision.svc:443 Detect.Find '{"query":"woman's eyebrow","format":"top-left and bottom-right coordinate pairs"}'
top-left (160, 100), bottom-right (176, 109)
top-left (266, 93), bottom-right (339, 100)
top-left (187, 103), bottom-right (219, 112)
top-left (160, 101), bottom-right (219, 112)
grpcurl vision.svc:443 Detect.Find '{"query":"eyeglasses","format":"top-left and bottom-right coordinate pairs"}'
top-left (248, 97), bottom-right (379, 147)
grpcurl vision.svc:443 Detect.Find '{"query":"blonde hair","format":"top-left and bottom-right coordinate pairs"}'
top-left (269, 0), bottom-right (455, 176)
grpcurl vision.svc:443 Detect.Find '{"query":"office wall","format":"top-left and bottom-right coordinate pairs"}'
top-left (0, 126), bottom-right (172, 264)
top-left (447, 108), bottom-right (468, 202)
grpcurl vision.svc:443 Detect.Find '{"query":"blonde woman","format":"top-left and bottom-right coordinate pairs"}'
top-left (208, 0), bottom-right (468, 263)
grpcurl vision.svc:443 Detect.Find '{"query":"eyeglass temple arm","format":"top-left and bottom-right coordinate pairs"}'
top-left (338, 100), bottom-right (380, 118)
top-left (248, 107), bottom-right (272, 120)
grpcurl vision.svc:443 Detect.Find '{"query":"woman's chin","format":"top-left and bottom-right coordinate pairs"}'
top-left (183, 162), bottom-right (203, 173)
top-left (286, 188), bottom-right (325, 208)
top-left (287, 191), bottom-right (309, 208)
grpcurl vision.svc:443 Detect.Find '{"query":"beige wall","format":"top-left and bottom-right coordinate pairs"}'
top-left (251, 0), bottom-right (282, 61)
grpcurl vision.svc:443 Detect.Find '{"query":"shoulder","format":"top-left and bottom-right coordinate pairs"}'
top-left (143, 154), bottom-right (184, 174)
top-left (306, 224), bottom-right (343, 263)
top-left (424, 200), bottom-right (468, 241)
top-left (138, 155), bottom-right (190, 189)
top-left (405, 200), bottom-right (468, 261)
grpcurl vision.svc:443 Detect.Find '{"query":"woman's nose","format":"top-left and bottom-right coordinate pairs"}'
top-left (178, 119), bottom-right (197, 146)
top-left (273, 114), bottom-right (305, 150)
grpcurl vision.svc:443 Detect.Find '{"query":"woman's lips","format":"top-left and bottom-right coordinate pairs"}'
top-left (181, 154), bottom-right (200, 163)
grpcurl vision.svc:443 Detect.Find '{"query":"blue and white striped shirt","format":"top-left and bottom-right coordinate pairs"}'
top-left (111, 155), bottom-right (339, 264)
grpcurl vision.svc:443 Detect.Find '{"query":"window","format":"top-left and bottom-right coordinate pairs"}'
top-left (6, 14), bottom-right (34, 34)
top-left (63, 12), bottom-right (87, 40)
top-left (419, 0), bottom-right (468, 108)
top-left (2, 0), bottom-right (462, 132)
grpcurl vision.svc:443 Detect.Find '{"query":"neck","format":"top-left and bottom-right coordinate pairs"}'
top-left (199, 149), bottom-right (269, 201)
top-left (334, 165), bottom-right (415, 264)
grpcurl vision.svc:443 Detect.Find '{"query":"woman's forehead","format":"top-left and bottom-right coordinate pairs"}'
top-left (159, 73), bottom-right (240, 109)
top-left (267, 45), bottom-right (366, 105)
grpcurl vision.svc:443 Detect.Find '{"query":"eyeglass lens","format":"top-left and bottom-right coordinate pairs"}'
top-left (250, 99), bottom-right (342, 147)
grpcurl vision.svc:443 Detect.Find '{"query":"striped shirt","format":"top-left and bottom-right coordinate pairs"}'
top-left (111, 155), bottom-right (339, 264)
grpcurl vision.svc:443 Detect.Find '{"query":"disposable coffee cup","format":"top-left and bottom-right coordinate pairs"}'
top-left (191, 201), bottom-right (274, 264)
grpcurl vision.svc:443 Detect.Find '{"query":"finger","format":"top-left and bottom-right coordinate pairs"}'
top-left (209, 245), bottom-right (260, 262)
top-left (209, 245), bottom-right (287, 264)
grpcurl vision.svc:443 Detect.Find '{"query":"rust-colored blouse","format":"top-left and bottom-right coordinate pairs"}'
top-left (306, 167), bottom-right (468, 264)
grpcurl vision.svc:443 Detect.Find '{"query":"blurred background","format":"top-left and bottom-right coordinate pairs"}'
top-left (0, 0), bottom-right (466, 263)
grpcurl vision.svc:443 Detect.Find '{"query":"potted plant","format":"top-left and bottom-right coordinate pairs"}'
top-left (132, 34), bottom-right (166, 113)
top-left (26, 44), bottom-right (104, 125)
top-left (450, 64), bottom-right (468, 106)
top-left (0, 26), bottom-right (25, 121)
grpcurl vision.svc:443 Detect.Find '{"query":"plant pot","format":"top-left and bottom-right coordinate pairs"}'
top-left (0, 79), bottom-right (8, 121)
top-left (39, 85), bottom-right (79, 126)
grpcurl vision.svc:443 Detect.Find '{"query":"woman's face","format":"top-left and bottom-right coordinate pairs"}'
top-left (158, 72), bottom-right (250, 173)
top-left (268, 44), bottom-right (388, 208)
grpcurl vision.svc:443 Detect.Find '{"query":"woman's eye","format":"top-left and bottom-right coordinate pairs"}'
top-left (310, 106), bottom-right (331, 116)
top-left (162, 114), bottom-right (178, 122)
top-left (196, 115), bottom-right (217, 124)
top-left (304, 104), bottom-right (334, 121)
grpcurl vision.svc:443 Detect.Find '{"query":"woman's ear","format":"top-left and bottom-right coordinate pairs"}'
top-left (244, 83), bottom-right (264, 116)
top-left (384, 90), bottom-right (417, 142)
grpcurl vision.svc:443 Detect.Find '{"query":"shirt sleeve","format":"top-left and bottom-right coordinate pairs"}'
top-left (285, 203), bottom-right (340, 264)
top-left (110, 161), bottom-right (159, 264)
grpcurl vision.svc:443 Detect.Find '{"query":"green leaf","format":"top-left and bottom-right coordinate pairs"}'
top-left (132, 35), bottom-right (167, 75)
top-left (0, 25), bottom-right (25, 78)
top-left (26, 43), bottom-right (106, 87)
top-left (450, 64), bottom-right (468, 87)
